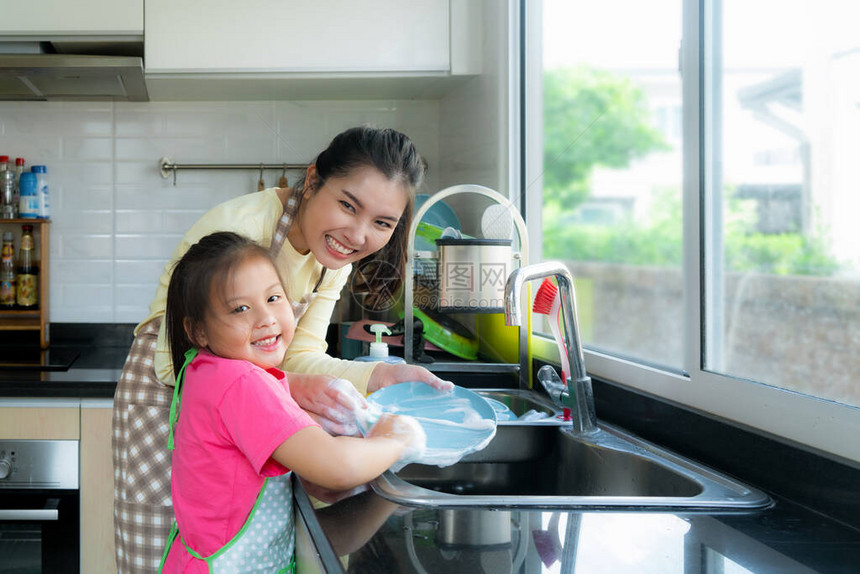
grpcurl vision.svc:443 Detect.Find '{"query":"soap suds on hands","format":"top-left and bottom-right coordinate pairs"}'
top-left (388, 415), bottom-right (427, 472)
top-left (355, 384), bottom-right (496, 469)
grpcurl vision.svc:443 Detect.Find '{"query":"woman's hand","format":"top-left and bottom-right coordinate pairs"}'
top-left (287, 373), bottom-right (368, 436)
top-left (366, 362), bottom-right (454, 394)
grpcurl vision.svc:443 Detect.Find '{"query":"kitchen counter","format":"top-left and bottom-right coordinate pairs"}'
top-left (294, 472), bottom-right (860, 574)
top-left (0, 323), bottom-right (131, 399)
top-left (0, 343), bottom-right (126, 399)
top-left (291, 368), bottom-right (860, 573)
top-left (2, 324), bottom-right (858, 572)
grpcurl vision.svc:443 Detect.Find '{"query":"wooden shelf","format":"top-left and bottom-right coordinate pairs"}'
top-left (0, 218), bottom-right (50, 348)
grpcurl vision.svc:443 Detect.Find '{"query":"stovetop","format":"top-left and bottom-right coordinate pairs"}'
top-left (0, 346), bottom-right (80, 372)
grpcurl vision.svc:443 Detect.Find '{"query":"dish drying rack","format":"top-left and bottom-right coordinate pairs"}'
top-left (404, 184), bottom-right (530, 388)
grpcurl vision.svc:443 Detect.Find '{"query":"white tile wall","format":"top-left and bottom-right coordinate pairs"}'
top-left (0, 100), bottom-right (441, 323)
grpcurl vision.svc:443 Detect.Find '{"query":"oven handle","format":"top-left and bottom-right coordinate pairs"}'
top-left (0, 497), bottom-right (60, 521)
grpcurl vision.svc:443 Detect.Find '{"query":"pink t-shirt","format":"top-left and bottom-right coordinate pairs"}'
top-left (162, 349), bottom-right (318, 573)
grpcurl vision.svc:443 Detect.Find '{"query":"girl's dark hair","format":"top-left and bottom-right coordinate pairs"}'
top-left (165, 231), bottom-right (278, 379)
top-left (295, 125), bottom-right (425, 309)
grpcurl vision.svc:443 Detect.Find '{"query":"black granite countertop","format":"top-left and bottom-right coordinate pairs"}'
top-left (2, 324), bottom-right (858, 573)
top-left (0, 323), bottom-right (131, 399)
top-left (291, 371), bottom-right (860, 574)
top-left (295, 476), bottom-right (860, 574)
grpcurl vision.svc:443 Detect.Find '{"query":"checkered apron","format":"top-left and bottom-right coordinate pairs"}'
top-left (112, 187), bottom-right (322, 573)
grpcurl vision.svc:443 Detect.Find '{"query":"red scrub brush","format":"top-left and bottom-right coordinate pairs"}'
top-left (532, 278), bottom-right (570, 381)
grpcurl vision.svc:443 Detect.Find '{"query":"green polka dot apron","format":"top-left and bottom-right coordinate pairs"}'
top-left (158, 348), bottom-right (296, 574)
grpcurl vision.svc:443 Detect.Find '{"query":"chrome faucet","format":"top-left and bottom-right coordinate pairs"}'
top-left (504, 261), bottom-right (597, 434)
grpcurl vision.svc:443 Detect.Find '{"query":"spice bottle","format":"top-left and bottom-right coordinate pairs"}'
top-left (32, 165), bottom-right (50, 219)
top-left (18, 172), bottom-right (39, 219)
top-left (13, 158), bottom-right (25, 216)
top-left (0, 156), bottom-right (14, 219)
top-left (0, 231), bottom-right (16, 308)
top-left (16, 224), bottom-right (38, 309)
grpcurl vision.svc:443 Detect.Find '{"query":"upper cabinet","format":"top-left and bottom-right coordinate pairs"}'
top-left (147, 0), bottom-right (448, 73)
top-left (0, 0), bottom-right (482, 101)
top-left (144, 0), bottom-right (481, 100)
top-left (0, 0), bottom-right (143, 36)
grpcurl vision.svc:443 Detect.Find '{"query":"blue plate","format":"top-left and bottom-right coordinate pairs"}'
top-left (414, 194), bottom-right (461, 251)
top-left (484, 397), bottom-right (517, 421)
top-left (362, 382), bottom-right (497, 467)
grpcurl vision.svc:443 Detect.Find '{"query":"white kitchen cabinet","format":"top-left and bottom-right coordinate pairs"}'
top-left (145, 0), bottom-right (452, 74)
top-left (0, 0), bottom-right (142, 37)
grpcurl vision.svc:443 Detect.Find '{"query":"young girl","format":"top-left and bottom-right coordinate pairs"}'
top-left (114, 126), bottom-right (450, 572)
top-left (159, 231), bottom-right (421, 573)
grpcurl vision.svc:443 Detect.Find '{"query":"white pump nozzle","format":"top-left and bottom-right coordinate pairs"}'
top-left (368, 324), bottom-right (393, 359)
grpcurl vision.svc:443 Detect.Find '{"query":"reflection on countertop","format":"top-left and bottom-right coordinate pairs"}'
top-left (296, 477), bottom-right (860, 574)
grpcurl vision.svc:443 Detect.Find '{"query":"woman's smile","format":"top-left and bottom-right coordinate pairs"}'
top-left (325, 235), bottom-right (356, 257)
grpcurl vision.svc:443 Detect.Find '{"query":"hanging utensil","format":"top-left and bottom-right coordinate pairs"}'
top-left (278, 164), bottom-right (289, 188)
top-left (257, 164), bottom-right (265, 191)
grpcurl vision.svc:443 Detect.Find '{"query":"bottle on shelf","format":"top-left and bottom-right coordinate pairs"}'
top-left (18, 172), bottom-right (39, 219)
top-left (16, 224), bottom-right (38, 310)
top-left (13, 158), bottom-right (25, 216)
top-left (32, 165), bottom-right (50, 219)
top-left (0, 156), bottom-right (14, 219)
top-left (0, 231), bottom-right (16, 309)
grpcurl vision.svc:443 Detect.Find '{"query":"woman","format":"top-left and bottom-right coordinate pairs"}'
top-left (112, 126), bottom-right (449, 573)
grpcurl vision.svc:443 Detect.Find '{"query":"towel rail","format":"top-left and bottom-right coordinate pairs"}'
top-left (159, 157), bottom-right (307, 185)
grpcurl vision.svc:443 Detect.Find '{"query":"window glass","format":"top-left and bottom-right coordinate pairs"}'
top-left (704, 0), bottom-right (860, 407)
top-left (540, 0), bottom-right (684, 370)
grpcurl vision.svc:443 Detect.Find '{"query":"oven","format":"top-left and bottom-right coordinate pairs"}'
top-left (0, 440), bottom-right (79, 574)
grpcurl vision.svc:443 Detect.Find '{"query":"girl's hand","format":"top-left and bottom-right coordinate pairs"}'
top-left (367, 413), bottom-right (413, 442)
top-left (288, 374), bottom-right (368, 435)
top-left (367, 413), bottom-right (427, 469)
top-left (367, 362), bottom-right (454, 394)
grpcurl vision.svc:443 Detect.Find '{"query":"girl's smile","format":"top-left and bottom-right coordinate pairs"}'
top-left (195, 254), bottom-right (296, 370)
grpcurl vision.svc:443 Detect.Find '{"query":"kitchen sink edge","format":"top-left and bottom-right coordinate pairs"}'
top-left (371, 393), bottom-right (773, 512)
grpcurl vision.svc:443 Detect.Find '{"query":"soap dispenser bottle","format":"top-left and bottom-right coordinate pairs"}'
top-left (354, 324), bottom-right (406, 364)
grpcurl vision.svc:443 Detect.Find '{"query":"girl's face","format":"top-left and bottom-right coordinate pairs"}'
top-left (289, 165), bottom-right (408, 269)
top-left (193, 254), bottom-right (296, 370)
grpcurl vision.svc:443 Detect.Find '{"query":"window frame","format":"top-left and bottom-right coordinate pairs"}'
top-left (521, 0), bottom-right (860, 464)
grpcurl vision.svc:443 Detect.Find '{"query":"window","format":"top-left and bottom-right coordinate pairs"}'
top-left (526, 0), bottom-right (860, 462)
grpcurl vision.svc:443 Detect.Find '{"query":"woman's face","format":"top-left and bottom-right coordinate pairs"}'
top-left (194, 254), bottom-right (296, 370)
top-left (289, 165), bottom-right (408, 269)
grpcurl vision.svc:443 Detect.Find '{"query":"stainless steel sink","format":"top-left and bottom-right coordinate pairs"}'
top-left (464, 389), bottom-right (568, 462)
top-left (371, 390), bottom-right (771, 511)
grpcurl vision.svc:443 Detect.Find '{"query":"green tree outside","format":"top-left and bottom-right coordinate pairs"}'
top-left (542, 66), bottom-right (843, 276)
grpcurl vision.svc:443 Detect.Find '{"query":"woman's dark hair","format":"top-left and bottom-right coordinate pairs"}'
top-left (165, 231), bottom-right (279, 379)
top-left (295, 125), bottom-right (425, 309)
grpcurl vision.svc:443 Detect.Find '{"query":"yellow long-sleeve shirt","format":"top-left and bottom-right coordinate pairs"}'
top-left (136, 187), bottom-right (377, 393)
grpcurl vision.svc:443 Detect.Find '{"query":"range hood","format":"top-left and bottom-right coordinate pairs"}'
top-left (0, 42), bottom-right (148, 102)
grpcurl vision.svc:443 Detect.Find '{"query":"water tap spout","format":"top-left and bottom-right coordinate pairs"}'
top-left (504, 262), bottom-right (597, 434)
